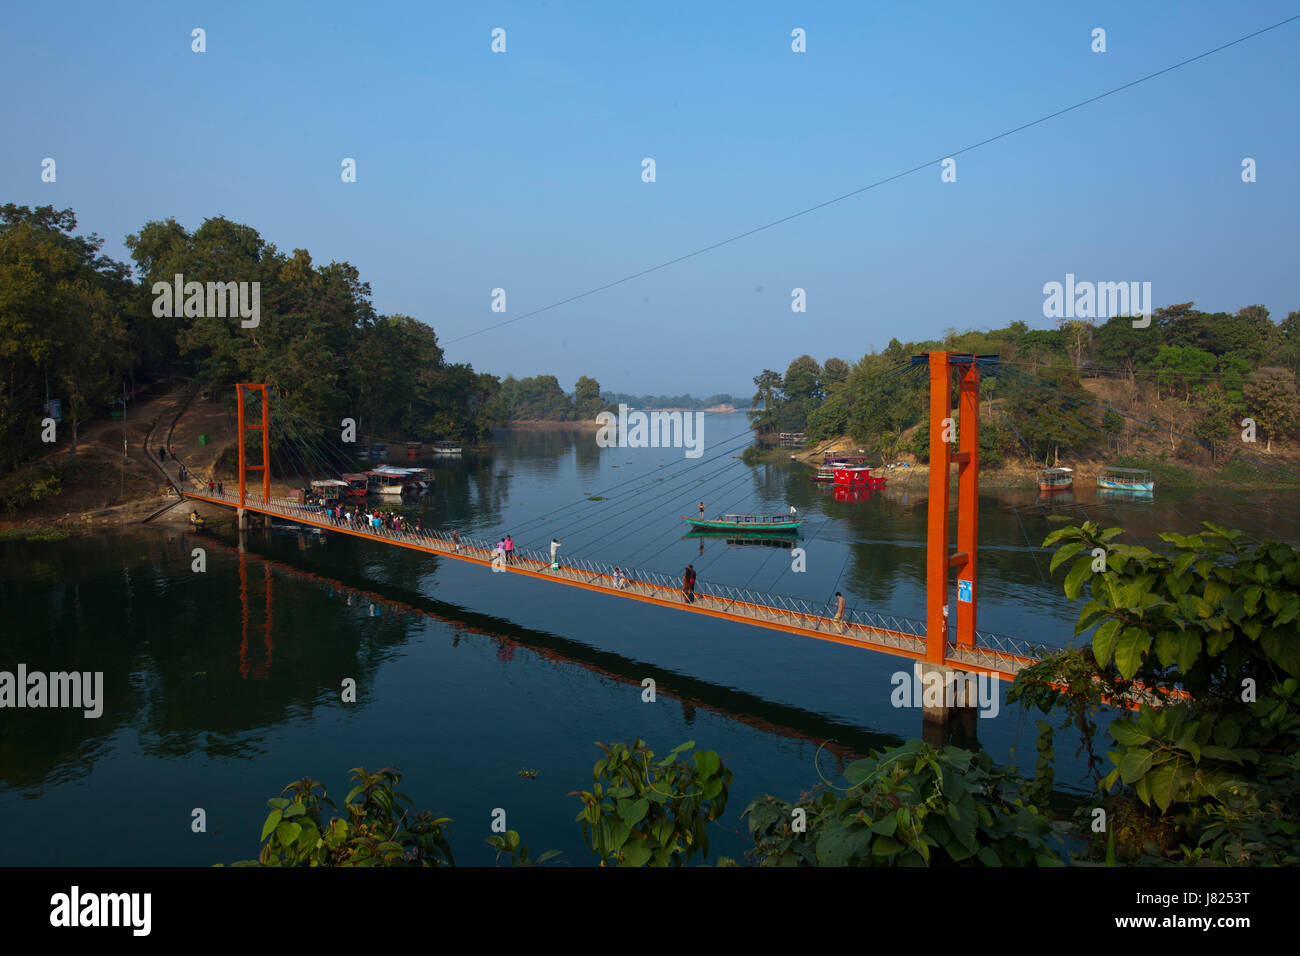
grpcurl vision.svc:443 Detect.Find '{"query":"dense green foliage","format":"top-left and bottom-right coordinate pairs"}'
top-left (572, 738), bottom-right (731, 866)
top-left (602, 391), bottom-right (744, 410)
top-left (499, 373), bottom-right (611, 421)
top-left (749, 305), bottom-right (1300, 465)
top-left (0, 203), bottom-right (618, 477)
top-left (231, 766), bottom-right (454, 867)
top-left (123, 213), bottom-right (507, 444)
top-left (0, 205), bottom-right (136, 468)
top-left (1019, 521), bottom-right (1300, 863)
top-left (743, 741), bottom-right (1062, 866)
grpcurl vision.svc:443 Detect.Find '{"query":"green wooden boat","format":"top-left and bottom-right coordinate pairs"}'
top-left (683, 514), bottom-right (802, 533)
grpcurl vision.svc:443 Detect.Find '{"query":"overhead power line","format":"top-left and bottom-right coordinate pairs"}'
top-left (444, 14), bottom-right (1300, 346)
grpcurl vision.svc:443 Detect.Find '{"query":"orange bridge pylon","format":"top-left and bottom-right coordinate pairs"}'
top-left (920, 353), bottom-right (998, 666)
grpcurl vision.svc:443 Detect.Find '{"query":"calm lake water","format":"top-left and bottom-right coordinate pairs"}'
top-left (3, 412), bottom-right (1298, 865)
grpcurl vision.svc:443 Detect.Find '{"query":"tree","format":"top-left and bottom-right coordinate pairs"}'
top-left (749, 369), bottom-right (784, 434)
top-left (1058, 318), bottom-right (1093, 371)
top-left (502, 374), bottom-right (572, 421)
top-left (1190, 383), bottom-right (1234, 463)
top-left (1149, 345), bottom-right (1216, 401)
top-left (1276, 311), bottom-right (1300, 376)
top-left (1155, 302), bottom-right (1206, 349)
top-left (1100, 408), bottom-right (1124, 453)
top-left (573, 376), bottom-right (604, 420)
top-left (0, 205), bottom-right (135, 467)
top-left (1244, 367), bottom-right (1300, 452)
top-left (1091, 314), bottom-right (1160, 377)
top-left (822, 357), bottom-right (850, 389)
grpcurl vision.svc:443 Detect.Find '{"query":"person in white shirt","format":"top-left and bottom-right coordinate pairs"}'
top-left (550, 538), bottom-right (562, 569)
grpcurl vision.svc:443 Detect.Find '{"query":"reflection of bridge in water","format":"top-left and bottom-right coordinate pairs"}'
top-left (198, 532), bottom-right (899, 762)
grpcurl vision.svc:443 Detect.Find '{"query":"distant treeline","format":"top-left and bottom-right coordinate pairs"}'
top-left (600, 392), bottom-right (746, 410)
top-left (500, 374), bottom-right (610, 421)
top-left (750, 308), bottom-right (1300, 465)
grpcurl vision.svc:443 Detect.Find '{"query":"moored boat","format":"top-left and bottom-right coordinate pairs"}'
top-left (367, 465), bottom-right (427, 496)
top-left (432, 440), bottom-right (463, 455)
top-left (1037, 467), bottom-right (1074, 493)
top-left (1098, 466), bottom-right (1154, 493)
top-left (812, 465), bottom-right (837, 482)
top-left (833, 465), bottom-right (887, 487)
top-left (310, 478), bottom-right (348, 501)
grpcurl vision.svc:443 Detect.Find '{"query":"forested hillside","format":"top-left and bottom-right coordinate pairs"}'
top-left (0, 204), bottom-right (612, 475)
top-left (749, 309), bottom-right (1300, 469)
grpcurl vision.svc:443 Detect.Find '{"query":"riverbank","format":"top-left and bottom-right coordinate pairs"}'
top-left (765, 433), bottom-right (1300, 491)
top-left (506, 419), bottom-right (603, 429)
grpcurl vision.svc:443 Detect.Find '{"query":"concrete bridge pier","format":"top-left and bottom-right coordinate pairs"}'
top-left (918, 662), bottom-right (980, 750)
top-left (236, 507), bottom-right (272, 531)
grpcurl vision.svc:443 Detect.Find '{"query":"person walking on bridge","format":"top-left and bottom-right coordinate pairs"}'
top-left (504, 534), bottom-right (515, 563)
top-left (550, 538), bottom-right (562, 570)
top-left (682, 564), bottom-right (697, 603)
top-left (833, 591), bottom-right (846, 631)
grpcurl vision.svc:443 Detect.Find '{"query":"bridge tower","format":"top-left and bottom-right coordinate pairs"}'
top-left (235, 383), bottom-right (271, 529)
top-left (917, 353), bottom-right (998, 743)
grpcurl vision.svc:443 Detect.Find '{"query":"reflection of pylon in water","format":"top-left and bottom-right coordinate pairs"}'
top-left (238, 550), bottom-right (275, 679)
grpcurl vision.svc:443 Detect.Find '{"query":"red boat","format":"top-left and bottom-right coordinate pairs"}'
top-left (342, 473), bottom-right (370, 498)
top-left (833, 465), bottom-right (887, 488)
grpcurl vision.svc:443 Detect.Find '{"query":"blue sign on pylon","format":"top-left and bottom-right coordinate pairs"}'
top-left (957, 579), bottom-right (973, 604)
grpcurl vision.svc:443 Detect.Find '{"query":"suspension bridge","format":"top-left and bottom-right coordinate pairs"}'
top-left (159, 353), bottom-right (1050, 712)
top-left (153, 349), bottom-right (1297, 726)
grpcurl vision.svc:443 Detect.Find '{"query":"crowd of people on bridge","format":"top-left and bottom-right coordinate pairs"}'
top-left (322, 503), bottom-right (424, 536)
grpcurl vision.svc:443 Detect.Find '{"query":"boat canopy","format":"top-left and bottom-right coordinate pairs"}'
top-left (1037, 467), bottom-right (1074, 475)
top-left (369, 465), bottom-right (421, 476)
top-left (311, 479), bottom-right (349, 488)
top-left (1100, 467), bottom-right (1152, 477)
top-left (342, 473), bottom-right (370, 483)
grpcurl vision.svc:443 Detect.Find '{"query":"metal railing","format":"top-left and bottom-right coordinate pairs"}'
top-left (178, 485), bottom-right (936, 646)
top-left (166, 457), bottom-right (1050, 673)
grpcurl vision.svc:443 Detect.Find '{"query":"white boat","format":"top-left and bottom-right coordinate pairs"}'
top-left (367, 466), bottom-right (426, 496)
top-left (1098, 466), bottom-right (1154, 493)
top-left (432, 441), bottom-right (462, 455)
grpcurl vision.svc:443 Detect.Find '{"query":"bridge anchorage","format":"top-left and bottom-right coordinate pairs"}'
top-left (172, 353), bottom-right (1060, 747)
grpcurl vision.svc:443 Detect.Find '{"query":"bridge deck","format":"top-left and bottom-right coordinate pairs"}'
top-left (181, 490), bottom-right (1052, 681)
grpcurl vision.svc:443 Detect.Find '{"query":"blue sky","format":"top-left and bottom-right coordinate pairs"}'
top-left (3, 1), bottom-right (1297, 396)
